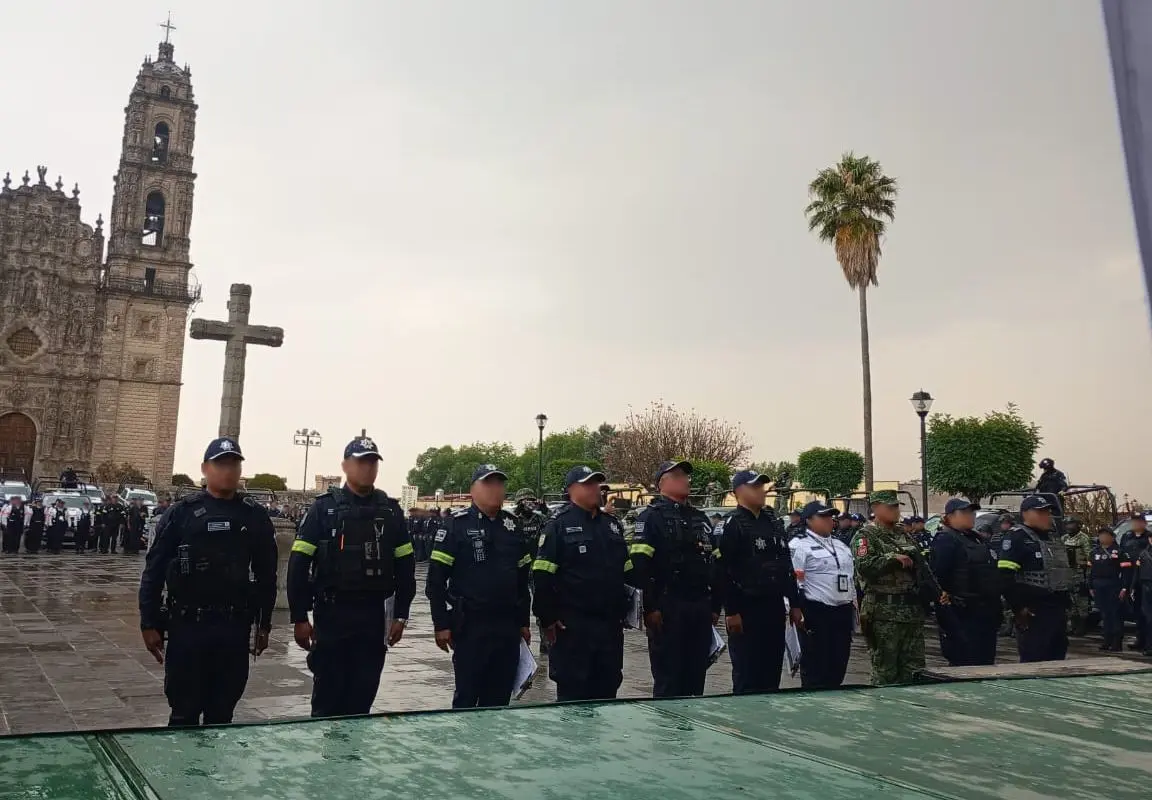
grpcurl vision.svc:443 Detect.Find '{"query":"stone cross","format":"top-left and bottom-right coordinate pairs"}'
top-left (189, 283), bottom-right (284, 440)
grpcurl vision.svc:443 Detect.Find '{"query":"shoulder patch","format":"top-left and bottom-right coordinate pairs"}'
top-left (434, 528), bottom-right (447, 542)
top-left (856, 536), bottom-right (868, 556)
top-left (538, 532), bottom-right (547, 548)
top-left (634, 521), bottom-right (645, 534)
top-left (1002, 539), bottom-right (1013, 551)
top-left (451, 508), bottom-right (469, 518)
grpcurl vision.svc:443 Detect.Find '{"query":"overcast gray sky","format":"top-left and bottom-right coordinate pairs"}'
top-left (4, 1), bottom-right (1150, 499)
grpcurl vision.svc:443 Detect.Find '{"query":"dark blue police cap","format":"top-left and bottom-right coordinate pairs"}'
top-left (203, 437), bottom-right (244, 462)
top-left (343, 436), bottom-right (381, 460)
top-left (564, 465), bottom-right (606, 489)
top-left (471, 464), bottom-right (508, 483)
top-left (944, 498), bottom-right (979, 515)
top-left (653, 460), bottom-right (692, 484)
top-left (1020, 495), bottom-right (1054, 512)
top-left (731, 470), bottom-right (769, 491)
top-left (800, 501), bottom-right (839, 520)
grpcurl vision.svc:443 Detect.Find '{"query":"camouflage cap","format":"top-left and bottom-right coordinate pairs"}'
top-left (868, 490), bottom-right (899, 506)
top-left (513, 488), bottom-right (536, 502)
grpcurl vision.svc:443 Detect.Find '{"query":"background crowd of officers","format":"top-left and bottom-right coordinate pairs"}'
top-left (1, 494), bottom-right (158, 555)
top-left (135, 440), bottom-right (1152, 729)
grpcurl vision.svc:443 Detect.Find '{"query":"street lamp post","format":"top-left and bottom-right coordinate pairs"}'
top-left (535, 413), bottom-right (548, 498)
top-left (293, 428), bottom-right (322, 492)
top-left (909, 390), bottom-right (934, 518)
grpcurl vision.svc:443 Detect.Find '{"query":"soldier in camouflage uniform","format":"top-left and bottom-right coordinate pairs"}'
top-left (512, 488), bottom-right (551, 654)
top-left (852, 491), bottom-right (944, 685)
top-left (1061, 518), bottom-right (1092, 635)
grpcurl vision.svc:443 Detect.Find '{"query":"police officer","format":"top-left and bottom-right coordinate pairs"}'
top-left (907, 516), bottom-right (931, 556)
top-left (25, 498), bottom-right (44, 553)
top-left (1035, 458), bottom-right (1069, 495)
top-left (532, 465), bottom-right (631, 701)
top-left (75, 501), bottom-right (92, 553)
top-left (1090, 527), bottom-right (1126, 652)
top-left (46, 498), bottom-right (68, 553)
top-left (788, 501), bottom-right (855, 688)
top-left (713, 470), bottom-right (802, 694)
top-left (1121, 512), bottom-right (1150, 652)
top-left (426, 464), bottom-right (531, 709)
top-left (996, 495), bottom-right (1075, 663)
top-left (98, 496), bottom-right (126, 554)
top-left (1124, 513), bottom-right (1152, 656)
top-left (60, 465), bottom-right (78, 490)
top-left (785, 510), bottom-right (806, 540)
top-left (125, 499), bottom-right (147, 555)
top-left (930, 499), bottom-right (1001, 666)
top-left (139, 437), bottom-right (278, 726)
top-left (628, 460), bottom-right (715, 699)
top-left (287, 436), bottom-right (415, 718)
top-left (1, 495), bottom-right (26, 553)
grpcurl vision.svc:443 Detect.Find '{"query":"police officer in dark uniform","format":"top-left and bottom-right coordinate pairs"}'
top-left (25, 498), bottom-right (45, 553)
top-left (1121, 512), bottom-right (1151, 652)
top-left (713, 470), bottom-right (802, 694)
top-left (125, 500), bottom-right (147, 554)
top-left (2, 496), bottom-right (25, 553)
top-left (532, 465), bottom-right (631, 701)
top-left (46, 498), bottom-right (69, 553)
top-left (785, 510), bottom-right (806, 541)
top-left (1091, 526), bottom-right (1126, 652)
top-left (426, 464), bottom-right (531, 708)
top-left (75, 502), bottom-right (92, 553)
top-left (139, 437), bottom-right (277, 727)
top-left (930, 498), bottom-right (1001, 666)
top-left (287, 436), bottom-right (415, 718)
top-left (60, 466), bottom-right (79, 490)
top-left (1035, 458), bottom-right (1069, 495)
top-left (98, 496), bottom-right (126, 554)
top-left (628, 460), bottom-right (715, 699)
top-left (996, 495), bottom-right (1075, 663)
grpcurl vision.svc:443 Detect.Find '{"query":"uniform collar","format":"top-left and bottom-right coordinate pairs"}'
top-left (471, 503), bottom-right (502, 521)
top-left (733, 505), bottom-right (762, 518)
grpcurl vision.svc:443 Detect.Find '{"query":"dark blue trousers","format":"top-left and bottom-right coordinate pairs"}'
top-left (451, 618), bottom-right (521, 708)
top-left (548, 612), bottom-right (623, 702)
top-left (1092, 579), bottom-right (1124, 644)
top-left (164, 619), bottom-right (251, 726)
top-left (1016, 601), bottom-right (1068, 663)
top-left (937, 604), bottom-right (999, 666)
top-left (728, 597), bottom-right (786, 694)
top-left (798, 601), bottom-right (854, 689)
top-left (308, 603), bottom-right (389, 718)
top-left (647, 595), bottom-right (713, 698)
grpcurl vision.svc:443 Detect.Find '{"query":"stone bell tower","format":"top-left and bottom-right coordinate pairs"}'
top-left (90, 26), bottom-right (201, 483)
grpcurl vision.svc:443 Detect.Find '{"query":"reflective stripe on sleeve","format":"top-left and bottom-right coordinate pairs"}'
top-left (996, 560), bottom-right (1021, 571)
top-left (623, 559), bottom-right (634, 572)
top-left (393, 542), bottom-right (414, 558)
top-left (532, 559), bottom-right (559, 574)
top-left (630, 543), bottom-right (656, 558)
top-left (430, 550), bottom-right (455, 566)
top-left (291, 540), bottom-right (317, 556)
top-left (517, 554), bottom-right (532, 568)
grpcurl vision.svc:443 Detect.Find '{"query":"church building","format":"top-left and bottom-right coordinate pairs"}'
top-left (0, 33), bottom-right (198, 484)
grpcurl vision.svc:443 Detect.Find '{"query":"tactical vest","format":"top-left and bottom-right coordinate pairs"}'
top-left (314, 488), bottom-right (399, 596)
top-left (1017, 528), bottom-right (1077, 592)
top-left (1062, 534), bottom-right (1088, 568)
top-left (556, 510), bottom-right (629, 616)
top-left (728, 513), bottom-right (791, 597)
top-left (941, 527), bottom-right (1000, 605)
top-left (658, 503), bottom-right (712, 596)
top-left (165, 494), bottom-right (254, 609)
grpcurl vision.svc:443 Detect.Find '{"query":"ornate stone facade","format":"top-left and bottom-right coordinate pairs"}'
top-left (0, 38), bottom-right (199, 484)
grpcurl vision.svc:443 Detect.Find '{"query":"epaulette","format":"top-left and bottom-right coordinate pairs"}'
top-left (451, 507), bottom-right (470, 518)
top-left (175, 491), bottom-right (206, 506)
top-left (240, 494), bottom-right (265, 510)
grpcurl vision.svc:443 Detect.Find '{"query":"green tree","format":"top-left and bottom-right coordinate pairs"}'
top-left (171, 473), bottom-right (195, 487)
top-left (749, 460), bottom-right (798, 486)
top-left (795, 447), bottom-right (865, 497)
top-left (246, 473), bottom-right (288, 491)
top-left (689, 459), bottom-right (733, 506)
top-left (925, 404), bottom-right (1042, 503)
top-left (406, 442), bottom-right (520, 495)
top-left (805, 152), bottom-right (898, 493)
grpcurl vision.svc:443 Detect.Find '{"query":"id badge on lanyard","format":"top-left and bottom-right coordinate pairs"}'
top-left (810, 534), bottom-right (849, 594)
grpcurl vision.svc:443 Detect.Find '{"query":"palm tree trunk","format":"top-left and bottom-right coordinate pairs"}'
top-left (858, 285), bottom-right (874, 493)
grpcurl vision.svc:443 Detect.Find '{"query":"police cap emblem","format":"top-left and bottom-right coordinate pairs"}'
top-left (219, 440), bottom-right (234, 451)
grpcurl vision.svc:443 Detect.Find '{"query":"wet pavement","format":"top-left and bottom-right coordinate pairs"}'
top-left (0, 553), bottom-right (1142, 735)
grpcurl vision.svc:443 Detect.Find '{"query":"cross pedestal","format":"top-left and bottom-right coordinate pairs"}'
top-left (190, 283), bottom-right (284, 440)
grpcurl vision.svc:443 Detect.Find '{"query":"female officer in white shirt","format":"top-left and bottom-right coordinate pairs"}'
top-left (789, 501), bottom-right (856, 688)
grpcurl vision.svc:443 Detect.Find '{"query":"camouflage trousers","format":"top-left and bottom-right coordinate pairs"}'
top-left (1067, 588), bottom-right (1092, 633)
top-left (869, 620), bottom-right (925, 686)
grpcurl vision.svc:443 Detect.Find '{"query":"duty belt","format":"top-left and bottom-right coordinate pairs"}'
top-left (169, 604), bottom-right (250, 622)
top-left (873, 592), bottom-right (919, 606)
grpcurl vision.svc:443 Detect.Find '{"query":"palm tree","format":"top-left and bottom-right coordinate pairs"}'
top-left (805, 152), bottom-right (898, 493)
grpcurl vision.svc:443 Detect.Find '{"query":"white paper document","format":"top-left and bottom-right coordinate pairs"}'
top-left (783, 599), bottom-right (802, 676)
top-left (707, 627), bottom-right (726, 667)
top-left (513, 639), bottom-right (538, 699)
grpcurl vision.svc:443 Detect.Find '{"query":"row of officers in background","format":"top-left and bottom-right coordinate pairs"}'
top-left (1, 496), bottom-right (154, 554)
top-left (137, 437), bottom-right (1152, 728)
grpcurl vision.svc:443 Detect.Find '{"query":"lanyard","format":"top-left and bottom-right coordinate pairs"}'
top-left (807, 533), bottom-right (841, 570)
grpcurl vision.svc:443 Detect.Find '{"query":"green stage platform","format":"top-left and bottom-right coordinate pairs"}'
top-left (4, 672), bottom-right (1151, 800)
